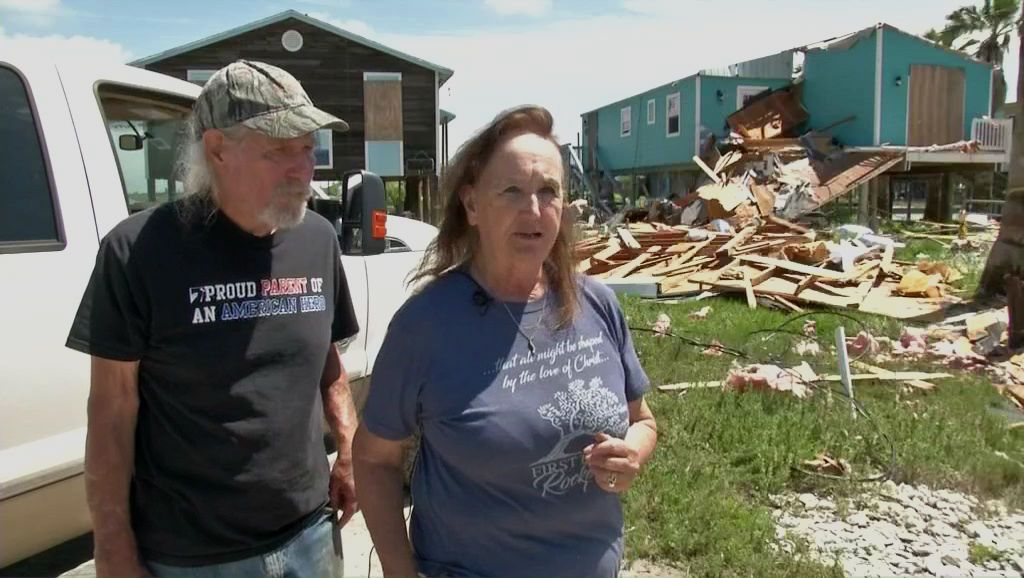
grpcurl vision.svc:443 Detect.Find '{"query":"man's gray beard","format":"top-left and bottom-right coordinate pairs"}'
top-left (259, 185), bottom-right (310, 231)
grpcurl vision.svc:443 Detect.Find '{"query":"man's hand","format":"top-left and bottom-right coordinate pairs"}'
top-left (329, 455), bottom-right (359, 527)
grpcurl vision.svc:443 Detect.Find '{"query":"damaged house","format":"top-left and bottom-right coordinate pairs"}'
top-left (581, 23), bottom-right (1012, 224)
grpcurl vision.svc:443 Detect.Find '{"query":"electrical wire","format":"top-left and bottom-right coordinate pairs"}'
top-left (630, 310), bottom-right (897, 483)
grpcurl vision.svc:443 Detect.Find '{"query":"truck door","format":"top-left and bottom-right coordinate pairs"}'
top-left (0, 59), bottom-right (99, 562)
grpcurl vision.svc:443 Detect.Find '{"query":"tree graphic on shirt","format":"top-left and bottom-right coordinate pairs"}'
top-left (537, 377), bottom-right (626, 438)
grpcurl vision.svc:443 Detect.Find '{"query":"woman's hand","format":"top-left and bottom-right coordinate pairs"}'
top-left (584, 432), bottom-right (641, 493)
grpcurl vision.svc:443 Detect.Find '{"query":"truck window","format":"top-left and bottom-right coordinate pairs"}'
top-left (0, 65), bottom-right (62, 251)
top-left (97, 86), bottom-right (193, 213)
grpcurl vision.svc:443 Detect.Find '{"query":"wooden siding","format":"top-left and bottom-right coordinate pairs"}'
top-left (142, 17), bottom-right (437, 180)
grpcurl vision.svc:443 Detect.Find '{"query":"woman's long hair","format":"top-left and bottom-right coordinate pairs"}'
top-left (411, 105), bottom-right (578, 328)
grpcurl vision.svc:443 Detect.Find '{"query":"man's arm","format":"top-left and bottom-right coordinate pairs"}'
top-left (321, 342), bottom-right (359, 525)
top-left (86, 357), bottom-right (150, 578)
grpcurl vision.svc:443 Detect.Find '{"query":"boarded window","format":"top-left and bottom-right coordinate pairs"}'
top-left (907, 65), bottom-right (965, 146)
top-left (364, 72), bottom-right (404, 177)
top-left (620, 106), bottom-right (631, 137)
top-left (666, 92), bottom-right (680, 136)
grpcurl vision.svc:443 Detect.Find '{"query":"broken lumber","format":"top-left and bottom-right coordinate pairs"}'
top-left (658, 371), bottom-right (954, 391)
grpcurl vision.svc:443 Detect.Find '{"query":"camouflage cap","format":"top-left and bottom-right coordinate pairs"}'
top-left (194, 60), bottom-right (349, 138)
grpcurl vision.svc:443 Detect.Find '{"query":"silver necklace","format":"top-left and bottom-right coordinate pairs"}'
top-left (499, 296), bottom-right (548, 355)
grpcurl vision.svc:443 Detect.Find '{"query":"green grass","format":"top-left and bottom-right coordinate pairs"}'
top-left (968, 542), bottom-right (1005, 565)
top-left (620, 297), bottom-right (1024, 576)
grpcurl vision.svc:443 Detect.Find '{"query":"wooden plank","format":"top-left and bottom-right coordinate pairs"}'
top-left (882, 243), bottom-right (894, 267)
top-left (692, 155), bottom-right (722, 184)
top-left (655, 257), bottom-right (718, 277)
top-left (707, 259), bottom-right (741, 283)
top-left (603, 253), bottom-right (651, 279)
top-left (743, 277), bottom-right (757, 309)
top-left (616, 228), bottom-right (641, 250)
top-left (658, 371), bottom-right (954, 391)
top-left (697, 277), bottom-right (861, 308)
top-left (715, 226), bottom-right (757, 257)
top-left (576, 258), bottom-right (592, 274)
top-left (795, 274), bottom-right (818, 296)
top-left (730, 239), bottom-right (787, 256)
top-left (766, 214), bottom-right (810, 234)
top-left (737, 254), bottom-right (847, 280)
top-left (592, 241), bottom-right (622, 262)
top-left (773, 295), bottom-right (804, 312)
top-left (749, 266), bottom-right (778, 286)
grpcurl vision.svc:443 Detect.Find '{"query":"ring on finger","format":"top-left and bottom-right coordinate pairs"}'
top-left (606, 473), bottom-right (618, 488)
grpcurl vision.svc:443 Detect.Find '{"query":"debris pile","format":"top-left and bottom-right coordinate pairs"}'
top-left (575, 220), bottom-right (961, 319)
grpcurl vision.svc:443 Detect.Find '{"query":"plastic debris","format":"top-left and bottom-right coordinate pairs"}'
top-left (724, 364), bottom-right (810, 398)
top-left (702, 340), bottom-right (725, 356)
top-left (688, 306), bottom-right (713, 320)
top-left (848, 331), bottom-right (879, 357)
top-left (795, 339), bottom-right (821, 356)
top-left (652, 313), bottom-right (671, 337)
top-left (803, 320), bottom-right (818, 337)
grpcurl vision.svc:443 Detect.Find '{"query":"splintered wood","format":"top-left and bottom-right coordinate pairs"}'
top-left (576, 222), bottom-right (960, 320)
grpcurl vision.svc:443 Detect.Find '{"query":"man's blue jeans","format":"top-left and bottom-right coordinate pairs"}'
top-left (147, 513), bottom-right (343, 578)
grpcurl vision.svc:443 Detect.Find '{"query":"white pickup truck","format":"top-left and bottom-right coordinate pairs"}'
top-left (0, 55), bottom-right (436, 568)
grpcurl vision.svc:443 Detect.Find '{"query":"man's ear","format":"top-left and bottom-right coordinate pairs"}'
top-left (460, 185), bottom-right (478, 227)
top-left (202, 130), bottom-right (228, 166)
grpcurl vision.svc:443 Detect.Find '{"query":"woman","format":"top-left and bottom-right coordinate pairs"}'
top-left (354, 106), bottom-right (657, 578)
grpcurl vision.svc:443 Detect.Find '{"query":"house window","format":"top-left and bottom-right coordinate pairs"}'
top-left (736, 85), bottom-right (770, 110)
top-left (666, 92), bottom-right (680, 137)
top-left (314, 128), bottom-right (333, 169)
top-left (0, 65), bottom-right (62, 251)
top-left (647, 99), bottom-right (656, 125)
top-left (186, 69), bottom-right (217, 86)
top-left (620, 106), bottom-right (631, 137)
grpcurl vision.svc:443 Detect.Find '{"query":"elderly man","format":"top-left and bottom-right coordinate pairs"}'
top-left (66, 60), bottom-right (358, 578)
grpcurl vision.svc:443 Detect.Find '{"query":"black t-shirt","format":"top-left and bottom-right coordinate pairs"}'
top-left (66, 199), bottom-right (359, 566)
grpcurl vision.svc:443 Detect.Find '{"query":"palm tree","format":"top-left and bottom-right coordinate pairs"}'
top-left (923, 28), bottom-right (955, 47)
top-left (977, 14), bottom-right (1024, 298)
top-left (939, 0), bottom-right (1019, 107)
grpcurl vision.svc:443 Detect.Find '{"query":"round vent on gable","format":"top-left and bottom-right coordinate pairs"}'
top-left (281, 29), bottom-right (304, 52)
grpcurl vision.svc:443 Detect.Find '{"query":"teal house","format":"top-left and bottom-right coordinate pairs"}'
top-left (582, 23), bottom-right (1009, 203)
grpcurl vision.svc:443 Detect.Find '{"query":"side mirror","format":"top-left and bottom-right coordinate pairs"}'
top-left (118, 134), bottom-right (144, 151)
top-left (341, 170), bottom-right (387, 256)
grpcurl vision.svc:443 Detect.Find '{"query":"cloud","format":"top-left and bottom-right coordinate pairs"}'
top-left (0, 0), bottom-right (62, 26)
top-left (484, 0), bottom-right (552, 17)
top-left (0, 0), bottom-right (60, 12)
top-left (306, 11), bottom-right (375, 38)
top-left (0, 26), bottom-right (133, 63)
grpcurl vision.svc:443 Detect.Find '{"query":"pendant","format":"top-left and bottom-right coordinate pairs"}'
top-left (527, 339), bottom-right (536, 355)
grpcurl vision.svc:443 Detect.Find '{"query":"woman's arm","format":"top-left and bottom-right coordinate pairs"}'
top-left (585, 397), bottom-right (657, 493)
top-left (353, 424), bottom-right (418, 577)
